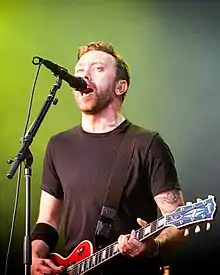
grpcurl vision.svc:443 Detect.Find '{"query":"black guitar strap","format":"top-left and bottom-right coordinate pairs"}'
top-left (95, 123), bottom-right (139, 247)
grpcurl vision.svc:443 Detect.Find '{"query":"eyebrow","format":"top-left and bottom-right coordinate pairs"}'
top-left (76, 61), bottom-right (105, 68)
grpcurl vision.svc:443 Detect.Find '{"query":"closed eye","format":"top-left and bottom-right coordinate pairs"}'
top-left (76, 69), bottom-right (84, 73)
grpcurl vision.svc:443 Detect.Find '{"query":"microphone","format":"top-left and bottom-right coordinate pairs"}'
top-left (32, 56), bottom-right (87, 91)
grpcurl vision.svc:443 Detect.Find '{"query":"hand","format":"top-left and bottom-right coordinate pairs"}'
top-left (117, 218), bottom-right (159, 258)
top-left (31, 256), bottom-right (65, 275)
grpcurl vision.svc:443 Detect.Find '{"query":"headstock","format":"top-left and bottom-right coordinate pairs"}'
top-left (164, 195), bottom-right (217, 234)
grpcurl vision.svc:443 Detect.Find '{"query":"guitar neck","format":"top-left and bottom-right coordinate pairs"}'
top-left (66, 216), bottom-right (165, 275)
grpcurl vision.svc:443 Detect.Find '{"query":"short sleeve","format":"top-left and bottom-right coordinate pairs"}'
top-left (146, 133), bottom-right (181, 196)
top-left (41, 137), bottom-right (64, 199)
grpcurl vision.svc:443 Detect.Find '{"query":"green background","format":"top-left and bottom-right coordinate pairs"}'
top-left (1, 1), bottom-right (220, 274)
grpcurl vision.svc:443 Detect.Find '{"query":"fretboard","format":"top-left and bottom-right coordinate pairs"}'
top-left (66, 216), bottom-right (165, 275)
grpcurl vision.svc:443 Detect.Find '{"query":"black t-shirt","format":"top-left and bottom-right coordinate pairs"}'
top-left (41, 120), bottom-right (180, 274)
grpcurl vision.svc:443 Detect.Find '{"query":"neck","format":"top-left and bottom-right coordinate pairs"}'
top-left (81, 105), bottom-right (125, 133)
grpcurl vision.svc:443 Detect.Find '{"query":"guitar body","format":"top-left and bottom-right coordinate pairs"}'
top-left (49, 240), bottom-right (93, 268)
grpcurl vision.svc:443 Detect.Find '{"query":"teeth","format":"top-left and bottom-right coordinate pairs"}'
top-left (79, 88), bottom-right (94, 97)
top-left (82, 92), bottom-right (90, 97)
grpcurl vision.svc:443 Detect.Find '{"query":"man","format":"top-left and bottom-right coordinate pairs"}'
top-left (30, 41), bottom-right (185, 275)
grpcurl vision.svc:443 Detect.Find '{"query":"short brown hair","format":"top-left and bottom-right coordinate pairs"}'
top-left (77, 41), bottom-right (130, 101)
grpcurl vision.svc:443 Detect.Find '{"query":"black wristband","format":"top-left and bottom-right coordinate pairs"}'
top-left (31, 222), bottom-right (59, 252)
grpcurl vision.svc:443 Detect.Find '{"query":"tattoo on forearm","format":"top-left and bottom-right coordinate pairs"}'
top-left (155, 190), bottom-right (182, 205)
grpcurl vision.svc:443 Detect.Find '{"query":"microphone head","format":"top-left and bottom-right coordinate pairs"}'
top-left (75, 77), bottom-right (87, 91)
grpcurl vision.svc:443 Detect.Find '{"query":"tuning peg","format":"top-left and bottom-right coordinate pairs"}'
top-left (184, 228), bottom-right (189, 236)
top-left (195, 225), bottom-right (201, 233)
top-left (206, 222), bottom-right (211, 231)
top-left (197, 198), bottom-right (202, 202)
top-left (186, 202), bottom-right (192, 205)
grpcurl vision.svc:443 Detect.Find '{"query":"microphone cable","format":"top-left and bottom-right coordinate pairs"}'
top-left (4, 60), bottom-right (43, 275)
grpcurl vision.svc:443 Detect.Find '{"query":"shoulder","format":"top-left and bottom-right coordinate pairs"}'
top-left (129, 123), bottom-right (174, 157)
top-left (47, 125), bottom-right (81, 147)
top-left (129, 123), bottom-right (159, 147)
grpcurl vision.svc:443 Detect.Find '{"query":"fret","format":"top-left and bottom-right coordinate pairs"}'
top-left (80, 261), bottom-right (85, 273)
top-left (137, 228), bottom-right (143, 240)
top-left (144, 225), bottom-right (150, 236)
top-left (97, 250), bottom-right (102, 264)
top-left (77, 262), bottom-right (81, 274)
top-left (88, 256), bottom-right (93, 269)
top-left (158, 217), bottom-right (164, 228)
top-left (92, 255), bottom-right (96, 266)
top-left (69, 264), bottom-right (77, 275)
top-left (105, 245), bottom-right (110, 259)
top-left (87, 256), bottom-right (91, 269)
top-left (83, 260), bottom-right (86, 272)
top-left (113, 243), bottom-right (118, 254)
top-left (99, 250), bottom-right (104, 262)
top-left (95, 253), bottom-right (99, 266)
top-left (150, 221), bottom-right (157, 233)
top-left (101, 249), bottom-right (107, 260)
top-left (84, 258), bottom-right (89, 272)
top-left (108, 244), bottom-right (113, 258)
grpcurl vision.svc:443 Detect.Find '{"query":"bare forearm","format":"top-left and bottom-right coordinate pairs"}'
top-left (155, 227), bottom-right (186, 253)
top-left (31, 239), bottom-right (49, 258)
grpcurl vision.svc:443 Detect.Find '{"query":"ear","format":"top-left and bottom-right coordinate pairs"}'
top-left (115, 80), bottom-right (128, 96)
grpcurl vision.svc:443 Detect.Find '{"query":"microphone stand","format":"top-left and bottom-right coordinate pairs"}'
top-left (6, 76), bottom-right (62, 275)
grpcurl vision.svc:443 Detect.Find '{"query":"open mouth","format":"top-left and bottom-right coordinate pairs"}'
top-left (80, 87), bottom-right (94, 96)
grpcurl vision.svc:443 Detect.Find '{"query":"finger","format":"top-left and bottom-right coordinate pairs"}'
top-left (128, 230), bottom-right (136, 243)
top-left (38, 266), bottom-right (64, 275)
top-left (53, 265), bottom-right (65, 273)
top-left (118, 234), bottom-right (137, 255)
top-left (124, 231), bottom-right (141, 258)
top-left (128, 230), bottom-right (146, 253)
top-left (43, 259), bottom-right (60, 269)
top-left (37, 264), bottom-right (54, 274)
top-left (126, 230), bottom-right (140, 252)
top-left (118, 234), bottom-right (130, 251)
top-left (137, 218), bottom-right (148, 227)
top-left (38, 259), bottom-right (64, 274)
top-left (49, 262), bottom-right (65, 272)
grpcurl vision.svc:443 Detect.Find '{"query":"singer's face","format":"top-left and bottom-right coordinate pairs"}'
top-left (73, 50), bottom-right (118, 114)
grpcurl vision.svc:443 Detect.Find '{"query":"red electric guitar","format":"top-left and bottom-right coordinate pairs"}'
top-left (49, 195), bottom-right (217, 275)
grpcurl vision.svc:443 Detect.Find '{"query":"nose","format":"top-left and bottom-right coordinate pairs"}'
top-left (84, 75), bottom-right (91, 81)
top-left (80, 66), bottom-right (92, 82)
